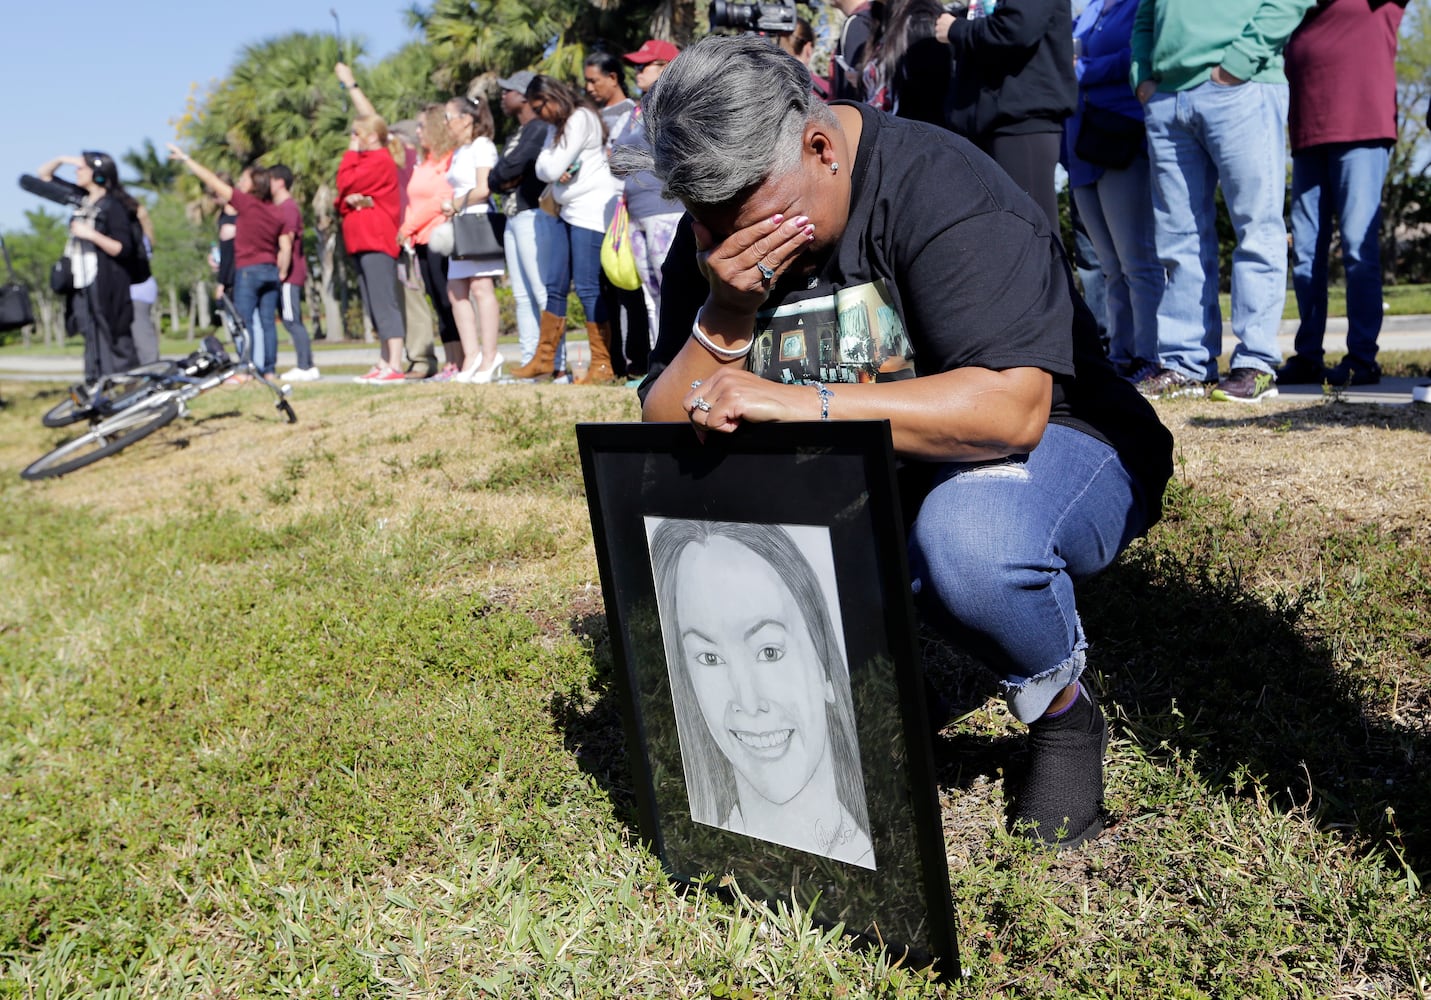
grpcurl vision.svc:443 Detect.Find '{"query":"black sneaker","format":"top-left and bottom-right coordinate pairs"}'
top-left (1324, 358), bottom-right (1381, 387)
top-left (1008, 684), bottom-right (1108, 849)
top-left (1276, 353), bottom-right (1328, 385)
top-left (1136, 367), bottom-right (1207, 399)
top-left (1209, 367), bottom-right (1278, 403)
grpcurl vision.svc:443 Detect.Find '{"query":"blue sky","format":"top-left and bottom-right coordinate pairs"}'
top-left (1, 0), bottom-right (420, 234)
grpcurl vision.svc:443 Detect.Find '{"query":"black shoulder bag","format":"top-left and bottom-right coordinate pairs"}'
top-left (0, 235), bottom-right (35, 332)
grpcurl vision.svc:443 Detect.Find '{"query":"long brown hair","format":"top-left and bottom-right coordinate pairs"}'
top-left (419, 103), bottom-right (457, 160)
top-left (525, 75), bottom-right (607, 146)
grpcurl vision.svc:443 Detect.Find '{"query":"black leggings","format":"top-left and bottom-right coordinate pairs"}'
top-left (416, 243), bottom-right (459, 344)
top-left (354, 251), bottom-right (406, 342)
top-left (976, 131), bottom-right (1063, 230)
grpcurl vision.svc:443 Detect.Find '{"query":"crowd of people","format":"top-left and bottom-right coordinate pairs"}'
top-left (40, 1), bottom-right (1401, 398)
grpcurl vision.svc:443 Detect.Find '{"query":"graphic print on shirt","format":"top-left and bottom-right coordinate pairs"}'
top-left (748, 279), bottom-right (914, 385)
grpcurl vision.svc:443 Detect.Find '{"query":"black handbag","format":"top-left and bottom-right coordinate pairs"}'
top-left (50, 256), bottom-right (73, 295)
top-left (1074, 104), bottom-right (1146, 170)
top-left (451, 210), bottom-right (506, 259)
top-left (0, 236), bottom-right (35, 332)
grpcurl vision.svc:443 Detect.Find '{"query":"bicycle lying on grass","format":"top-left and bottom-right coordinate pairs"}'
top-left (22, 297), bottom-right (297, 480)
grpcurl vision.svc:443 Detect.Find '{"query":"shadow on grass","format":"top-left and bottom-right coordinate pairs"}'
top-left (1187, 399), bottom-right (1431, 434)
top-left (555, 551), bottom-right (1430, 886)
top-left (1077, 551), bottom-right (1430, 876)
top-left (549, 612), bottom-right (645, 834)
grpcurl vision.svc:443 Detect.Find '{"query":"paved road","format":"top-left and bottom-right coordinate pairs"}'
top-left (4, 316), bottom-right (1430, 404)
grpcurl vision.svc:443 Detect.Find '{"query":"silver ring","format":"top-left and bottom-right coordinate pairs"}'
top-left (755, 261), bottom-right (775, 282)
top-left (690, 379), bottom-right (703, 389)
top-left (693, 397), bottom-right (712, 413)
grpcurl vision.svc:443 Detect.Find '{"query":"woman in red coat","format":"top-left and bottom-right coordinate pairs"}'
top-left (338, 113), bottom-right (407, 383)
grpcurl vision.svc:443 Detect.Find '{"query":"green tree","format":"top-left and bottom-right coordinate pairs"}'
top-left (180, 31), bottom-right (360, 338)
top-left (1, 210), bottom-right (69, 346)
top-left (408, 0), bottom-right (666, 92)
top-left (1386, 0), bottom-right (1431, 283)
top-left (121, 139), bottom-right (181, 194)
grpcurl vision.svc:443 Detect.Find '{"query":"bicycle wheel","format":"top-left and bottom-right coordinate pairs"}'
top-left (41, 395), bottom-right (92, 428)
top-left (22, 396), bottom-right (181, 480)
top-left (41, 371), bottom-right (172, 428)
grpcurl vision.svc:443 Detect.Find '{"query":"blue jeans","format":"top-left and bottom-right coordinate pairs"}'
top-left (233, 263), bottom-right (279, 374)
top-left (1290, 142), bottom-right (1390, 368)
top-left (908, 423), bottom-right (1148, 724)
top-left (1070, 208), bottom-right (1108, 344)
top-left (1144, 81), bottom-right (1289, 381)
top-left (505, 209), bottom-right (558, 364)
top-left (1073, 156), bottom-right (1164, 368)
top-left (540, 221), bottom-right (606, 372)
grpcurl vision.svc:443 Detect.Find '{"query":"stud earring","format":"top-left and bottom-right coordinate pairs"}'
top-left (830, 161), bottom-right (839, 174)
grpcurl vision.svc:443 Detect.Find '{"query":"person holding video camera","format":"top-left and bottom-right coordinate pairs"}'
top-left (36, 151), bottom-right (146, 380)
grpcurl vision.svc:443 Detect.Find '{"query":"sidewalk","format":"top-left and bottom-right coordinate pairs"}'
top-left (4, 319), bottom-right (1430, 403)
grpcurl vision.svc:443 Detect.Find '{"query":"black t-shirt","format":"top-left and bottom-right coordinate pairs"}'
top-left (642, 104), bottom-right (1172, 521)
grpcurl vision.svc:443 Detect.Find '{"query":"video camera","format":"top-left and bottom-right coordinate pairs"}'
top-left (19, 174), bottom-right (87, 210)
top-left (709, 0), bottom-right (797, 34)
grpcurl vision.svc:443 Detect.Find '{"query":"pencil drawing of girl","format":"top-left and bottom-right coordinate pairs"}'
top-left (647, 518), bottom-right (875, 869)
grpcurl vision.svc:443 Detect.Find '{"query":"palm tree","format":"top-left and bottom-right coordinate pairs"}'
top-left (409, 0), bottom-right (667, 91)
top-left (180, 32), bottom-right (360, 339)
top-left (122, 139), bottom-right (182, 193)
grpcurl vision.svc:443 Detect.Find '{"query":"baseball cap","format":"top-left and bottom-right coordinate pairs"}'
top-left (624, 39), bottom-right (679, 64)
top-left (496, 70), bottom-right (537, 94)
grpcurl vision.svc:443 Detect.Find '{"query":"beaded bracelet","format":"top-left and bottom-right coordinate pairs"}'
top-left (691, 311), bottom-right (754, 361)
top-left (812, 381), bottom-right (833, 421)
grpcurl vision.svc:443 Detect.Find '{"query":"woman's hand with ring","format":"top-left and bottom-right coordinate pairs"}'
top-left (691, 212), bottom-right (815, 317)
top-left (682, 368), bottom-right (820, 438)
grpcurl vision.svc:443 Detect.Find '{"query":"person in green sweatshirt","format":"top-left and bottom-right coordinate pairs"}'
top-left (1128, 0), bottom-right (1315, 403)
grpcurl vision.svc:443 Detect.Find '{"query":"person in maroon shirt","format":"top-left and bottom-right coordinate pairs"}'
top-left (270, 164), bottom-right (319, 381)
top-left (1278, 0), bottom-right (1406, 388)
top-left (169, 143), bottom-right (286, 376)
top-left (335, 62), bottom-right (407, 383)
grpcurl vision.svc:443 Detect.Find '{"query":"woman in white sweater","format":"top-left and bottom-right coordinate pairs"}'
top-left (507, 76), bottom-right (621, 383)
top-left (442, 95), bottom-right (506, 382)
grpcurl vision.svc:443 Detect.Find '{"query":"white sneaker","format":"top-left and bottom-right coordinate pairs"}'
top-left (281, 367), bottom-right (321, 382)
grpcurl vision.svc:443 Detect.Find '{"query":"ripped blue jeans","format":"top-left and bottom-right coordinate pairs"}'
top-left (908, 423), bottom-right (1149, 724)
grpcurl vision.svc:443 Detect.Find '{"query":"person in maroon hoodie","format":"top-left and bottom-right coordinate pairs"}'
top-left (335, 62), bottom-right (407, 383)
top-left (1278, 0), bottom-right (1406, 388)
top-left (168, 144), bottom-right (285, 377)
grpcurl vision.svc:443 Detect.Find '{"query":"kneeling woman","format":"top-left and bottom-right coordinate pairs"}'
top-left (631, 36), bottom-right (1173, 849)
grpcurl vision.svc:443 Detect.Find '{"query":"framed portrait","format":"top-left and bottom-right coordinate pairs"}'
top-left (577, 421), bottom-right (958, 976)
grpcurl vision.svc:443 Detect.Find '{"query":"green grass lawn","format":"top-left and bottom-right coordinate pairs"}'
top-left (1214, 282), bottom-right (1431, 323)
top-left (0, 375), bottom-right (1427, 997)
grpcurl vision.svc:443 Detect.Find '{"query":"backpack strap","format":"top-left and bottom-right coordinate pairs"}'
top-left (0, 235), bottom-right (17, 283)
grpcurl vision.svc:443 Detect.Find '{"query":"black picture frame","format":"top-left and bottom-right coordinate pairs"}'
top-left (576, 420), bottom-right (959, 977)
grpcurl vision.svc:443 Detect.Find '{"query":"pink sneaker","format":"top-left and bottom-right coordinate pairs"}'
top-left (353, 365), bottom-right (386, 384)
top-left (429, 364), bottom-right (459, 382)
top-left (368, 368), bottom-right (407, 384)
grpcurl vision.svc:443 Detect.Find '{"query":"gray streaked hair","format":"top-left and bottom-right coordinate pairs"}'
top-left (611, 34), bottom-right (835, 211)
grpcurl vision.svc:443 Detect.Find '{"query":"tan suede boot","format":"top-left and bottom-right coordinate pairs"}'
top-left (509, 311), bottom-right (565, 380)
top-left (575, 320), bottom-right (620, 385)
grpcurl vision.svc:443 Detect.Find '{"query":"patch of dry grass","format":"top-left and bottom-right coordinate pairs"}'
top-left (1, 372), bottom-right (1428, 998)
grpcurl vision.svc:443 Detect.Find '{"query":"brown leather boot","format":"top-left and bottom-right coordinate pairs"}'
top-left (509, 311), bottom-right (565, 380)
top-left (575, 320), bottom-right (621, 385)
